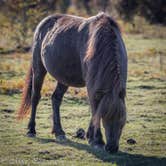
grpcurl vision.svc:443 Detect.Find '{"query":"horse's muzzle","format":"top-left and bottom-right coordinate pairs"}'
top-left (105, 144), bottom-right (119, 153)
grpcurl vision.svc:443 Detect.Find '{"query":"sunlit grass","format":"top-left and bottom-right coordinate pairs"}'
top-left (0, 34), bottom-right (166, 165)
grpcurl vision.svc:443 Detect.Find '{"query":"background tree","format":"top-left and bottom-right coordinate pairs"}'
top-left (0, 0), bottom-right (165, 51)
top-left (0, 0), bottom-right (57, 49)
top-left (116, 0), bottom-right (166, 24)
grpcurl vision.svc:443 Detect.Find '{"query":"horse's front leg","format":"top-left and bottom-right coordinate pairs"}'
top-left (51, 83), bottom-right (68, 140)
top-left (87, 117), bottom-right (104, 148)
top-left (86, 94), bottom-right (105, 148)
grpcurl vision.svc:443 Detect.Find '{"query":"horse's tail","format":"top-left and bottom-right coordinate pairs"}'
top-left (17, 64), bottom-right (33, 120)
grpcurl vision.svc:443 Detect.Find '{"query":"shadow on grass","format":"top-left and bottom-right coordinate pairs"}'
top-left (35, 137), bottom-right (166, 166)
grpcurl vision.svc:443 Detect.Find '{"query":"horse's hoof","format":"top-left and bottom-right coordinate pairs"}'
top-left (105, 145), bottom-right (119, 153)
top-left (56, 135), bottom-right (67, 142)
top-left (93, 144), bottom-right (104, 150)
top-left (27, 132), bottom-right (36, 138)
top-left (88, 139), bottom-right (105, 149)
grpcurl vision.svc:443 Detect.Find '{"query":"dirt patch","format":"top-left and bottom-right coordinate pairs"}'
top-left (38, 151), bottom-right (64, 160)
top-left (39, 150), bottom-right (50, 155)
top-left (0, 89), bottom-right (20, 95)
top-left (138, 85), bottom-right (155, 90)
top-left (1, 109), bottom-right (14, 113)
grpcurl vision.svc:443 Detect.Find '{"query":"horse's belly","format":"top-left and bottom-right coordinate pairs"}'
top-left (42, 48), bottom-right (85, 87)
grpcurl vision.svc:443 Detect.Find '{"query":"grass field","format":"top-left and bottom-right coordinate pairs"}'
top-left (0, 34), bottom-right (166, 166)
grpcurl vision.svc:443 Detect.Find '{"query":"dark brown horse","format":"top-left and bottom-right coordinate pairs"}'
top-left (18, 12), bottom-right (127, 153)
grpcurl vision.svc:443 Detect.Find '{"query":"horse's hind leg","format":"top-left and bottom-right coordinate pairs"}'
top-left (27, 68), bottom-right (46, 137)
top-left (51, 83), bottom-right (68, 140)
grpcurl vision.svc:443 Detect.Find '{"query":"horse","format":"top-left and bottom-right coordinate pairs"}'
top-left (18, 12), bottom-right (128, 153)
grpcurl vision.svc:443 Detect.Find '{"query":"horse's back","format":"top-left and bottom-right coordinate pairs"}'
top-left (40, 14), bottom-right (86, 87)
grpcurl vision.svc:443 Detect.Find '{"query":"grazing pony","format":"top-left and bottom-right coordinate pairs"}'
top-left (18, 12), bottom-right (128, 153)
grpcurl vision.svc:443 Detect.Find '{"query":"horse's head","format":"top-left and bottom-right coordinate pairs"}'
top-left (96, 92), bottom-right (126, 153)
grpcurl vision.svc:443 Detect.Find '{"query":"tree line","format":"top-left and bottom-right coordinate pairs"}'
top-left (0, 0), bottom-right (165, 49)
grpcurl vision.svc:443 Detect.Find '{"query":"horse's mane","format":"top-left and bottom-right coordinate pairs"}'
top-left (84, 13), bottom-right (126, 119)
top-left (85, 12), bottom-right (124, 97)
top-left (84, 13), bottom-right (120, 61)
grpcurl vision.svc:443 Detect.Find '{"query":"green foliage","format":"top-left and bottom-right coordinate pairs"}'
top-left (0, 0), bottom-right (165, 51)
top-left (0, 0), bottom-right (55, 48)
top-left (116, 0), bottom-right (166, 24)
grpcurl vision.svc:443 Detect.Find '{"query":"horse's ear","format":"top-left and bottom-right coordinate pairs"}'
top-left (108, 17), bottom-right (121, 33)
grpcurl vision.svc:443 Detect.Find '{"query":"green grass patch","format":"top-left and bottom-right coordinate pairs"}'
top-left (0, 34), bottom-right (166, 165)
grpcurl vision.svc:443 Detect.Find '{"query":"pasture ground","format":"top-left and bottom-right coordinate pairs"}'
top-left (0, 34), bottom-right (166, 166)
